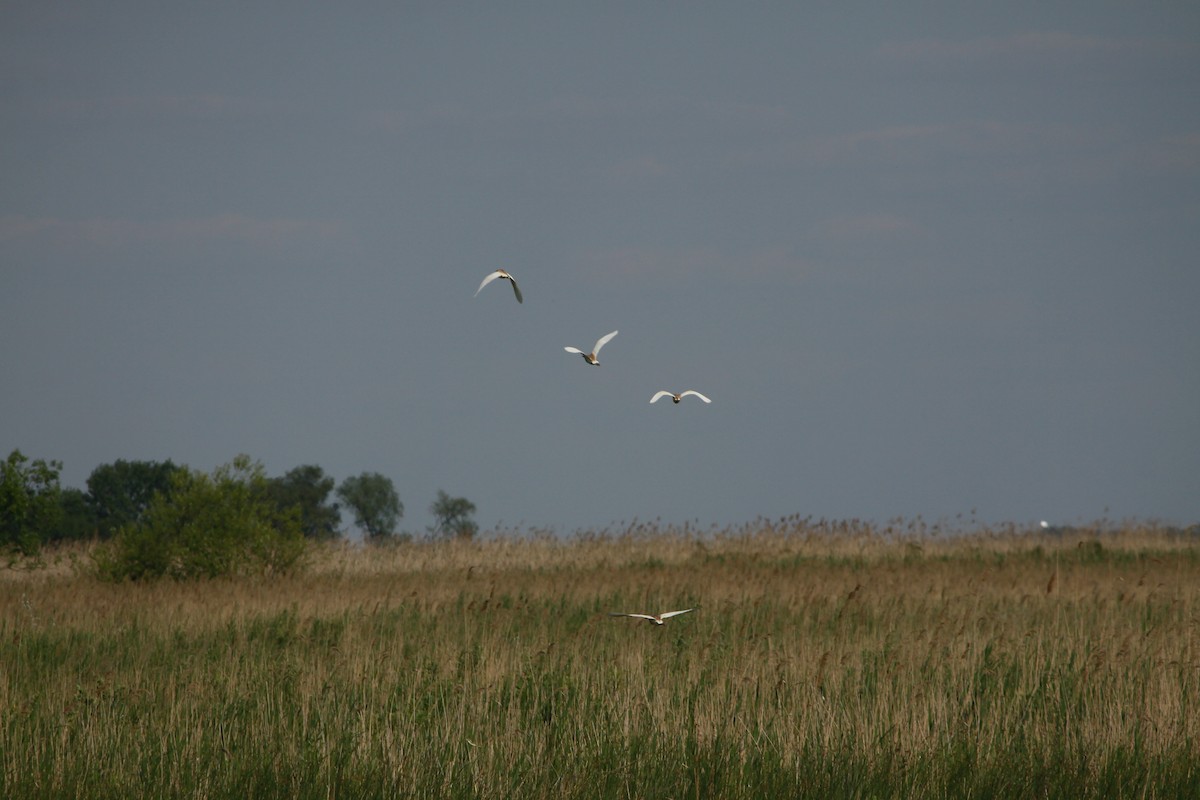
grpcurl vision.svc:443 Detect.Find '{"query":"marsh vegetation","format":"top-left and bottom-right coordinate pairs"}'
top-left (3, 519), bottom-right (1197, 798)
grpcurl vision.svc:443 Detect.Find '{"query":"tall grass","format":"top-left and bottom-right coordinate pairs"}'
top-left (2, 520), bottom-right (1198, 798)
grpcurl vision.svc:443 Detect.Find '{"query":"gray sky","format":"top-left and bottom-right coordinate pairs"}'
top-left (3, 3), bottom-right (1198, 535)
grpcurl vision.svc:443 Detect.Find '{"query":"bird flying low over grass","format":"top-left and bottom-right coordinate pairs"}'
top-left (608, 608), bottom-right (695, 625)
top-left (474, 269), bottom-right (523, 303)
top-left (649, 390), bottom-right (711, 405)
top-left (564, 330), bottom-right (618, 365)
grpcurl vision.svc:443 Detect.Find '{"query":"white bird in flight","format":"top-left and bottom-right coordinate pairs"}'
top-left (609, 608), bottom-right (696, 625)
top-left (650, 390), bottom-right (711, 405)
top-left (473, 269), bottom-right (523, 304)
top-left (564, 330), bottom-right (618, 365)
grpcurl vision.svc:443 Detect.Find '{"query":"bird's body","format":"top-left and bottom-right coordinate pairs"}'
top-left (608, 608), bottom-right (695, 625)
top-left (564, 330), bottom-right (618, 365)
top-left (650, 390), bottom-right (711, 405)
top-left (474, 269), bottom-right (523, 303)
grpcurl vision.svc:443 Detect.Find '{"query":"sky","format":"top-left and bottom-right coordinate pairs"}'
top-left (2, 2), bottom-right (1198, 536)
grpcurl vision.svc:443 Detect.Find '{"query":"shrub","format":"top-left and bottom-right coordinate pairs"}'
top-left (95, 455), bottom-right (306, 581)
top-left (0, 449), bottom-right (63, 557)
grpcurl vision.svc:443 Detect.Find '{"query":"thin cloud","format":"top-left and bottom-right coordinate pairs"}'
top-left (0, 214), bottom-right (346, 249)
top-left (0, 216), bottom-right (58, 242)
top-left (606, 155), bottom-right (670, 181)
top-left (577, 245), bottom-right (811, 284)
top-left (880, 30), bottom-right (1192, 63)
top-left (367, 93), bottom-right (794, 139)
top-left (835, 121), bottom-right (1093, 154)
top-left (1138, 133), bottom-right (1200, 172)
top-left (840, 125), bottom-right (947, 146)
top-left (34, 93), bottom-right (284, 122)
top-left (726, 125), bottom-right (943, 170)
top-left (773, 120), bottom-right (1101, 169)
top-left (816, 214), bottom-right (923, 239)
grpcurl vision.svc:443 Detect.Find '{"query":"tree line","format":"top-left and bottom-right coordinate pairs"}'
top-left (1, 449), bottom-right (479, 570)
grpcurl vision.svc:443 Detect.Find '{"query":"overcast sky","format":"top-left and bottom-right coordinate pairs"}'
top-left (3, 3), bottom-right (1198, 536)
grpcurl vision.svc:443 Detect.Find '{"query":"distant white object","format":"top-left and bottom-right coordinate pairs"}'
top-left (474, 269), bottom-right (523, 303)
top-left (650, 390), bottom-right (711, 405)
top-left (609, 608), bottom-right (695, 625)
top-left (564, 330), bottom-right (618, 365)
top-left (1040, 520), bottom-right (1050, 529)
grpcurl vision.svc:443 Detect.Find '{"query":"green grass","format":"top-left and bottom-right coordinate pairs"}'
top-left (2, 522), bottom-right (1199, 798)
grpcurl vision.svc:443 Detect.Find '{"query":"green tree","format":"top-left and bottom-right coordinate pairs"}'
top-left (95, 455), bottom-right (306, 581)
top-left (336, 472), bottom-right (401, 541)
top-left (267, 465), bottom-right (341, 540)
top-left (86, 459), bottom-right (182, 539)
top-left (53, 488), bottom-right (99, 542)
top-left (429, 490), bottom-right (478, 540)
top-left (0, 450), bottom-right (63, 556)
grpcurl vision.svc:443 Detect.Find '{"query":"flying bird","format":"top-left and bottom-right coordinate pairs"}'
top-left (473, 269), bottom-right (523, 303)
top-left (564, 330), bottom-right (618, 365)
top-left (650, 390), bottom-right (711, 405)
top-left (608, 608), bottom-right (695, 625)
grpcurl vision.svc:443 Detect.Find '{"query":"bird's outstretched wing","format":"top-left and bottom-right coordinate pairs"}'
top-left (658, 608), bottom-right (695, 619)
top-left (649, 391), bottom-right (673, 404)
top-left (507, 276), bottom-right (523, 303)
top-left (564, 346), bottom-right (584, 355)
top-left (609, 613), bottom-right (656, 621)
top-left (592, 330), bottom-right (618, 356)
top-left (474, 270), bottom-right (504, 297)
top-left (679, 391), bottom-right (711, 403)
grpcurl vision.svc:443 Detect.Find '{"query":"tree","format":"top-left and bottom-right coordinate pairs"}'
top-left (267, 465), bottom-right (341, 540)
top-left (429, 490), bottom-right (478, 540)
top-left (53, 488), bottom-right (99, 542)
top-left (86, 459), bottom-right (182, 539)
top-left (0, 450), bottom-right (63, 556)
top-left (95, 455), bottom-right (306, 581)
top-left (336, 472), bottom-right (401, 541)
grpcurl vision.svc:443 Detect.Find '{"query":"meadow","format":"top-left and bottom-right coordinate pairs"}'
top-left (2, 518), bottom-right (1198, 798)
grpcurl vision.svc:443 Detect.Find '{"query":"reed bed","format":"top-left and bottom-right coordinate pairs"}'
top-left (2, 520), bottom-right (1198, 798)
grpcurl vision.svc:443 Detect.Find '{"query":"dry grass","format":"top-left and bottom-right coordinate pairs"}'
top-left (3, 519), bottom-right (1199, 798)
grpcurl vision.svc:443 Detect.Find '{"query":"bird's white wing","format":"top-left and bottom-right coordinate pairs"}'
top-left (649, 391), bottom-right (673, 404)
top-left (474, 271), bottom-right (504, 297)
top-left (508, 276), bottom-right (523, 304)
top-left (609, 613), bottom-right (656, 620)
top-left (564, 346), bottom-right (584, 354)
top-left (680, 391), bottom-right (711, 403)
top-left (592, 330), bottom-right (618, 356)
top-left (658, 608), bottom-right (695, 619)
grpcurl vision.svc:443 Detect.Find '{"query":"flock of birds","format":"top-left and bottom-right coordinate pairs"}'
top-left (474, 268), bottom-right (712, 406)
top-left (475, 268), bottom-right (702, 626)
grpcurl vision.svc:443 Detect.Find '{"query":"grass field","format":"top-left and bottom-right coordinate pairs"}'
top-left (3, 519), bottom-right (1198, 798)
